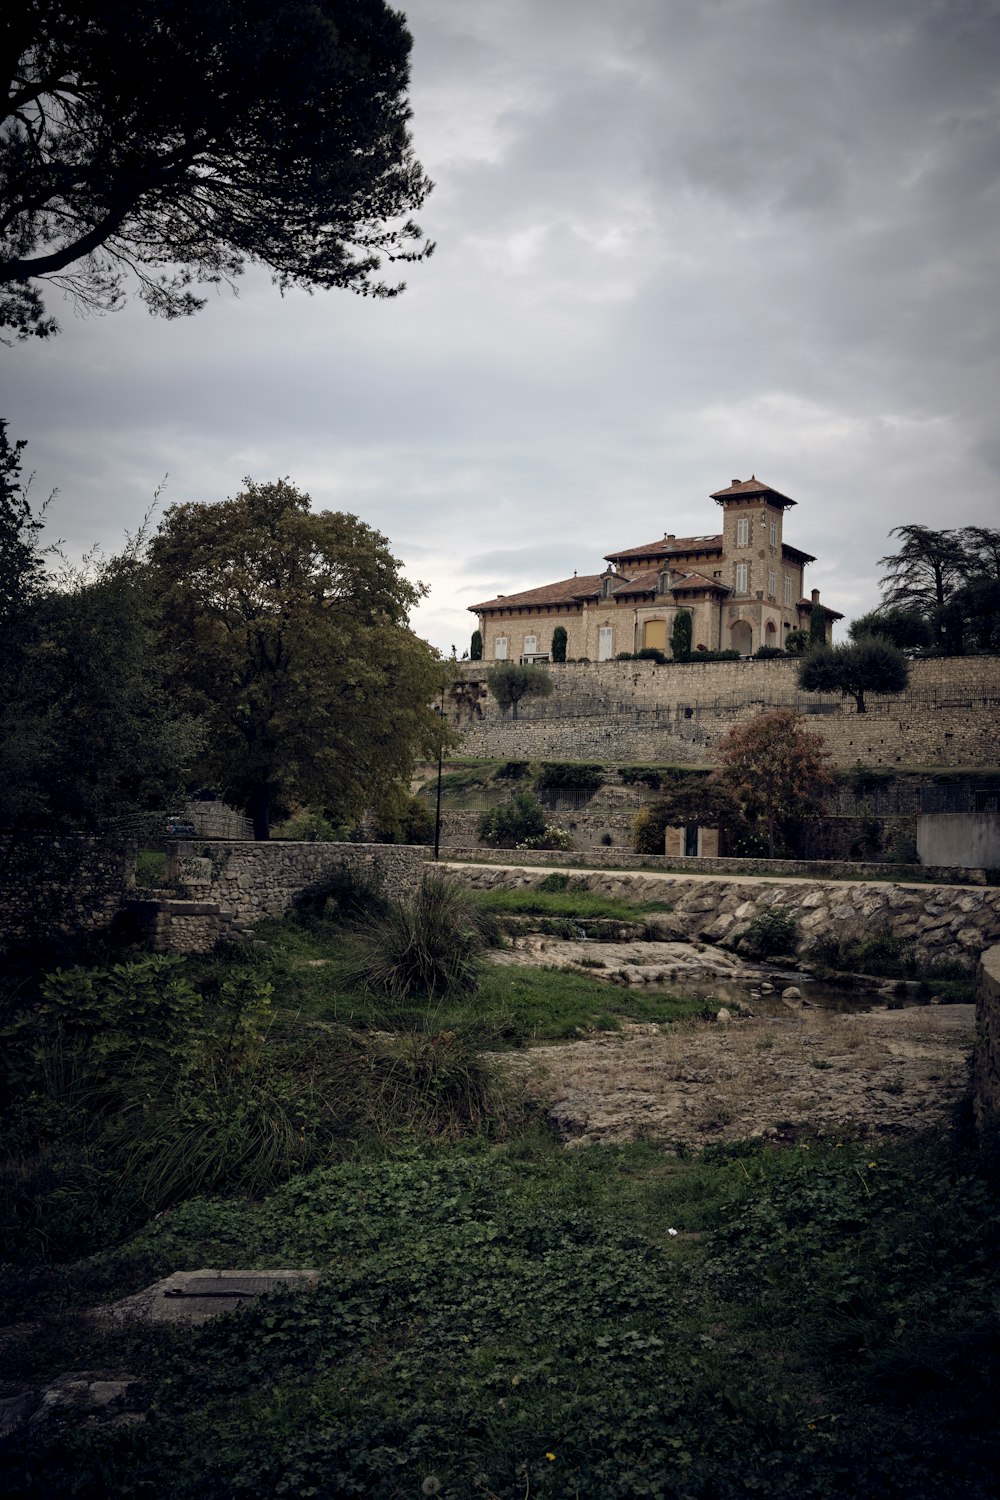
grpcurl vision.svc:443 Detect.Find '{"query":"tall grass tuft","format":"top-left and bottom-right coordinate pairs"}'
top-left (350, 874), bottom-right (487, 1000)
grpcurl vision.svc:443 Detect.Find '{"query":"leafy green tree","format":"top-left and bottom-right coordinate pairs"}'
top-left (1, 431), bottom-right (198, 852)
top-left (149, 479), bottom-right (449, 839)
top-left (550, 625), bottom-right (568, 663)
top-left (470, 629), bottom-right (483, 661)
top-left (632, 780), bottom-right (735, 855)
top-left (484, 663), bottom-right (554, 720)
top-left (848, 606), bottom-right (933, 651)
top-left (714, 709), bottom-right (832, 859)
top-left (1, 0), bottom-right (432, 339)
top-left (809, 602), bottom-right (828, 645)
top-left (877, 525), bottom-right (967, 652)
top-left (799, 637), bottom-right (909, 714)
top-left (670, 610), bottom-right (692, 661)
top-left (783, 628), bottom-right (809, 656)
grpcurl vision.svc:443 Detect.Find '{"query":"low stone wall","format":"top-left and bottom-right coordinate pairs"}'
top-left (166, 839), bottom-right (425, 932)
top-left (443, 847), bottom-right (983, 884)
top-left (444, 862), bottom-right (1000, 971)
top-left (0, 833), bottom-right (138, 948)
top-left (974, 945), bottom-right (1000, 1133)
top-left (125, 897), bottom-right (238, 955)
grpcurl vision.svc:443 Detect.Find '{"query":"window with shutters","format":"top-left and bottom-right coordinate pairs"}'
top-left (735, 563), bottom-right (749, 595)
top-left (768, 569), bottom-right (776, 597)
top-left (736, 516), bottom-right (750, 546)
top-left (523, 634), bottom-right (537, 655)
top-left (784, 575), bottom-right (793, 605)
top-left (769, 519), bottom-right (778, 548)
top-left (598, 626), bottom-right (614, 660)
top-left (495, 636), bottom-right (508, 659)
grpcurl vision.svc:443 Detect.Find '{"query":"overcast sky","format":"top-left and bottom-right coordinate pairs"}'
top-left (4, 0), bottom-right (999, 653)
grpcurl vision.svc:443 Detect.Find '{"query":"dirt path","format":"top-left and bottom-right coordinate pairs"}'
top-left (503, 1005), bottom-right (975, 1149)
top-left (442, 859), bottom-right (986, 893)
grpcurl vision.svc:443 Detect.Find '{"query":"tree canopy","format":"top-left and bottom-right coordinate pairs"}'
top-left (1, 0), bottom-right (433, 339)
top-left (713, 709), bottom-right (832, 859)
top-left (484, 663), bottom-right (554, 720)
top-left (877, 525), bottom-right (1000, 654)
top-left (149, 479), bottom-right (448, 838)
top-left (848, 605), bottom-right (933, 652)
top-left (798, 637), bottom-right (909, 714)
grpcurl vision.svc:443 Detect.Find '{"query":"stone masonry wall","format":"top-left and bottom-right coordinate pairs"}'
top-left (455, 656), bottom-right (1000, 769)
top-left (446, 862), bottom-right (1000, 973)
top-left (168, 840), bottom-right (425, 931)
top-left (0, 834), bottom-right (138, 947)
top-left (973, 945), bottom-right (1000, 1133)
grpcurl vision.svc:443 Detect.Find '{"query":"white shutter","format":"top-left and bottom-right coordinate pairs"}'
top-left (598, 626), bottom-right (614, 661)
top-left (495, 636), bottom-right (508, 659)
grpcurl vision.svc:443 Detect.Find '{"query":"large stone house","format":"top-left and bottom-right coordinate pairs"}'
top-left (470, 476), bottom-right (841, 662)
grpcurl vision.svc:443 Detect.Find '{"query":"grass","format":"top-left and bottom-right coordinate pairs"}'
top-left (2, 1128), bottom-right (997, 1499)
top-left (470, 886), bottom-right (674, 920)
top-left (241, 922), bottom-right (706, 1041)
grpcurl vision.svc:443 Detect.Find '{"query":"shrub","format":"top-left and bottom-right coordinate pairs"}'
top-left (470, 629), bottom-right (483, 660)
top-left (740, 905), bottom-right (799, 957)
top-left (478, 791), bottom-right (547, 847)
top-left (292, 865), bottom-right (390, 925)
top-left (784, 628), bottom-right (809, 656)
top-left (495, 760), bottom-right (531, 780)
top-left (686, 648), bottom-right (740, 662)
top-left (350, 875), bottom-right (485, 1000)
top-left (550, 625), bottom-right (567, 662)
top-left (369, 794), bottom-right (435, 846)
top-left (535, 762), bottom-right (604, 792)
top-left (753, 645), bottom-right (788, 659)
top-left (274, 805), bottom-right (342, 841)
top-left (670, 610), bottom-right (692, 661)
top-left (618, 766), bottom-right (659, 788)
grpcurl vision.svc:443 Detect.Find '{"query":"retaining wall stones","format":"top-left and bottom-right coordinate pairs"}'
top-left (167, 839), bottom-right (425, 932)
top-left (455, 655), bottom-right (1000, 769)
top-left (444, 861), bottom-right (1000, 972)
top-left (0, 834), bottom-right (138, 948)
top-left (974, 945), bottom-right (1000, 1133)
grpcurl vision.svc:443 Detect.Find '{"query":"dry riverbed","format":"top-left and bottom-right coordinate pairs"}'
top-left (504, 1005), bottom-right (975, 1150)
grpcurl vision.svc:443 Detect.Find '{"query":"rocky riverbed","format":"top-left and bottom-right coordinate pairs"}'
top-left (504, 1005), bottom-right (975, 1149)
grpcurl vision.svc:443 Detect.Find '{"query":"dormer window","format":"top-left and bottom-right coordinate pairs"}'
top-left (657, 568), bottom-right (671, 595)
top-left (602, 575), bottom-right (614, 599)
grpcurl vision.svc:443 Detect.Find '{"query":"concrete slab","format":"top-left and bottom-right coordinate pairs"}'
top-left (94, 1268), bottom-right (320, 1328)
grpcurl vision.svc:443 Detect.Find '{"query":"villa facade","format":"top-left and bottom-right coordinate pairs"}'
top-left (470, 476), bottom-right (841, 662)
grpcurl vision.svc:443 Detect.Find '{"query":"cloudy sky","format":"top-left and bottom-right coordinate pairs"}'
top-left (4, 0), bottom-right (999, 653)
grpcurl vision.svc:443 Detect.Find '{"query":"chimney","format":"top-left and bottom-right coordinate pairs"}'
top-left (731, 478), bottom-right (740, 486)
top-left (811, 588), bottom-right (820, 604)
top-left (666, 533), bottom-right (675, 541)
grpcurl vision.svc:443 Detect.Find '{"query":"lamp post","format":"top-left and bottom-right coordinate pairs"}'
top-left (433, 687), bottom-right (445, 861)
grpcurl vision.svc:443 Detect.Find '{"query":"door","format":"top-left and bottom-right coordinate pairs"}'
top-left (598, 626), bottom-right (614, 660)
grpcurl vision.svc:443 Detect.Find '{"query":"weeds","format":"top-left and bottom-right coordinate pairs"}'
top-left (350, 874), bottom-right (487, 1000)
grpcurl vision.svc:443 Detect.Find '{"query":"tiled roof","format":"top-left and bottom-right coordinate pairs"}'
top-left (611, 567), bottom-right (731, 599)
top-left (781, 542), bottom-right (815, 564)
top-left (469, 573), bottom-right (605, 613)
top-left (604, 533), bottom-right (723, 564)
top-left (710, 475), bottom-right (797, 507)
top-left (799, 598), bottom-right (844, 620)
top-left (671, 570), bottom-right (731, 594)
top-left (609, 568), bottom-right (661, 598)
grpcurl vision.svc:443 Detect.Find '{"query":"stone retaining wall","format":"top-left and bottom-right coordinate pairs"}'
top-left (445, 862), bottom-right (1000, 972)
top-left (443, 848), bottom-right (982, 884)
top-left (167, 840), bottom-right (425, 931)
top-left (974, 945), bottom-right (1000, 1133)
top-left (0, 834), bottom-right (137, 947)
top-left (455, 656), bottom-right (1000, 769)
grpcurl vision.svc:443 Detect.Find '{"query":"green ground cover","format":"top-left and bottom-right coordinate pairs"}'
top-left (246, 918), bottom-right (705, 1039)
top-left (468, 886), bottom-right (674, 921)
top-left (2, 1129), bottom-right (997, 1499)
